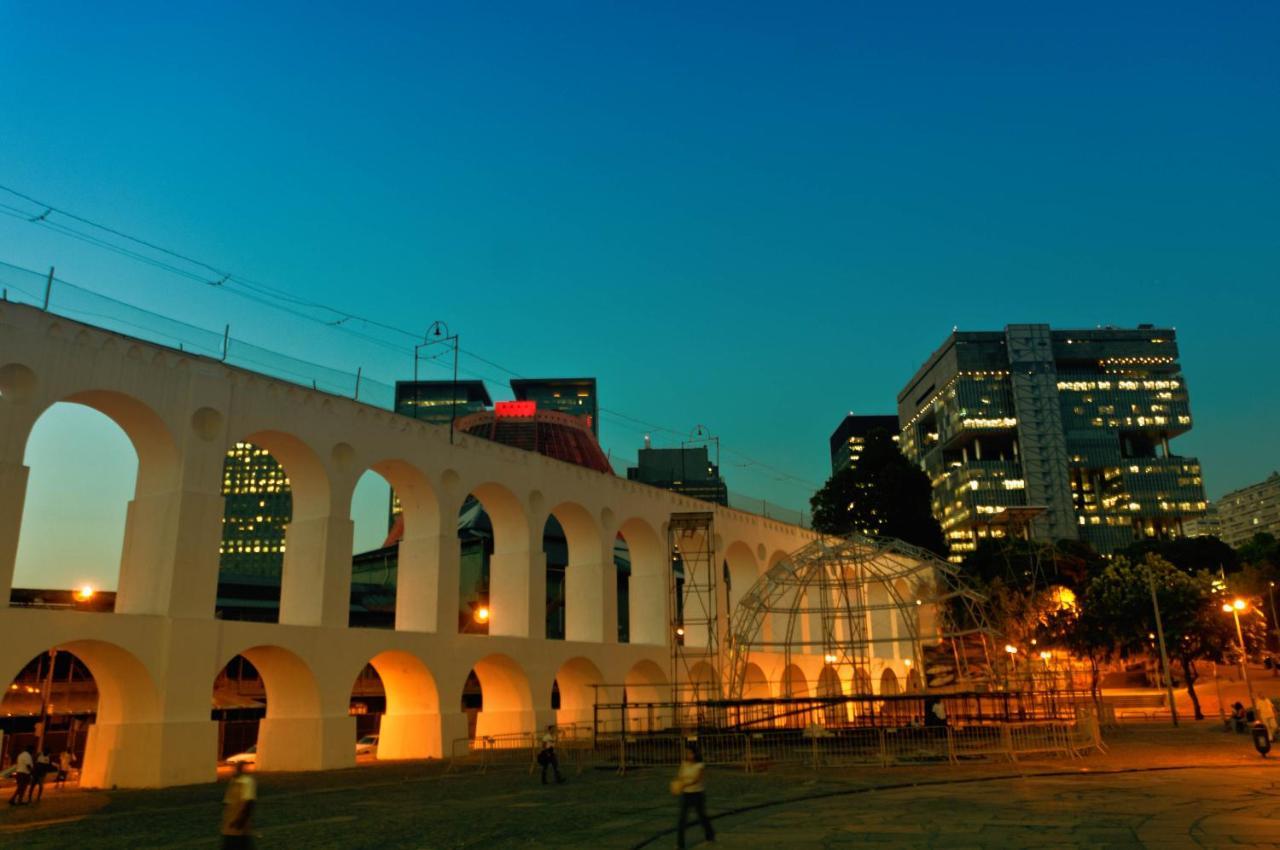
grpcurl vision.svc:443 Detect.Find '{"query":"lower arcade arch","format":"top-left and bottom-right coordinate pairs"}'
top-left (621, 659), bottom-right (669, 732)
top-left (552, 657), bottom-right (604, 730)
top-left (465, 654), bottom-right (534, 740)
top-left (2, 640), bottom-right (161, 788)
top-left (358, 650), bottom-right (442, 759)
top-left (212, 645), bottom-right (324, 772)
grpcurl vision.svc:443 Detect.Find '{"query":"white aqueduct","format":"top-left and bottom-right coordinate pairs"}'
top-left (0, 302), bottom-right (916, 788)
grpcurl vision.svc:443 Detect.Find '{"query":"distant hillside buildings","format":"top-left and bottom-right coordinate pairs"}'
top-left (1189, 472), bottom-right (1280, 548)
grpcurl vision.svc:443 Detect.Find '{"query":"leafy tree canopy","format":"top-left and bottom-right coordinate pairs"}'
top-left (809, 427), bottom-right (947, 557)
top-left (1118, 535), bottom-right (1238, 575)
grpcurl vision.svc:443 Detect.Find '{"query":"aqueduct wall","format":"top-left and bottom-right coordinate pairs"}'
top-left (0, 302), bottom-right (910, 788)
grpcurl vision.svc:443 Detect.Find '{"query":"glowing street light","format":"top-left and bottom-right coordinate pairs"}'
top-left (823, 654), bottom-right (838, 664)
top-left (75, 585), bottom-right (95, 602)
top-left (1039, 651), bottom-right (1052, 661)
top-left (1222, 596), bottom-right (1257, 709)
top-left (1004, 644), bottom-right (1018, 655)
top-left (474, 606), bottom-right (490, 624)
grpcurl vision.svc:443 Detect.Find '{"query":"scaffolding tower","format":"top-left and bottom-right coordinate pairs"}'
top-left (668, 512), bottom-right (720, 715)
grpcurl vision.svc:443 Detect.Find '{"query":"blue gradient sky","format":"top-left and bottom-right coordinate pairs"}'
top-left (2, 2), bottom-right (1278, 590)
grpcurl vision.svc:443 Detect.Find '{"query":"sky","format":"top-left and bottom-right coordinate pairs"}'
top-left (2, 2), bottom-right (1278, 591)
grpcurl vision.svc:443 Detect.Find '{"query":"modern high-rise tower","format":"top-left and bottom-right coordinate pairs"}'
top-left (897, 324), bottom-right (1207, 558)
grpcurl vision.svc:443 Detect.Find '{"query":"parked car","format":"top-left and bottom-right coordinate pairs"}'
top-left (225, 745), bottom-right (256, 765)
top-left (356, 735), bottom-right (379, 756)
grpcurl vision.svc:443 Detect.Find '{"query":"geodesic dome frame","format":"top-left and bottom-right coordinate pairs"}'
top-left (726, 534), bottom-right (995, 698)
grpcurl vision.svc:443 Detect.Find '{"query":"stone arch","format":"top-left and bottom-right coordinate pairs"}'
top-left (362, 650), bottom-right (442, 759)
top-left (466, 483), bottom-right (531, 637)
top-left (906, 667), bottom-right (923, 693)
top-left (817, 664), bottom-right (842, 697)
top-left (351, 459), bottom-right (443, 630)
top-left (545, 501), bottom-right (604, 642)
top-left (880, 668), bottom-right (900, 695)
top-left (218, 644), bottom-right (329, 772)
top-left (1, 639), bottom-right (162, 788)
top-left (471, 653), bottom-right (534, 738)
top-left (741, 662), bottom-right (771, 700)
top-left (223, 430), bottom-right (342, 626)
top-left (687, 660), bottom-right (720, 701)
top-left (553, 656), bottom-right (604, 729)
top-left (13, 391), bottom-right (183, 614)
top-left (780, 664), bottom-right (808, 728)
top-left (623, 659), bottom-right (668, 732)
top-left (723, 540), bottom-right (759, 611)
top-left (618, 517), bottom-right (666, 646)
top-left (781, 663), bottom-right (808, 698)
top-left (740, 661), bottom-right (772, 727)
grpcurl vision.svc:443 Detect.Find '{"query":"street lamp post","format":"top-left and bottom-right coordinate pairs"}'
top-left (1224, 598), bottom-right (1257, 710)
top-left (414, 321), bottom-right (459, 444)
top-left (1146, 565), bottom-right (1180, 727)
top-left (1269, 581), bottom-right (1279, 661)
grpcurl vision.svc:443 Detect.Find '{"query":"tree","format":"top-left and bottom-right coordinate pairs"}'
top-left (1119, 536), bottom-right (1238, 575)
top-left (1075, 555), bottom-right (1246, 721)
top-left (809, 428), bottom-right (947, 556)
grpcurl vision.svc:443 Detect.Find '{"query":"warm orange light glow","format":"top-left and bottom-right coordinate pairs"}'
top-left (1233, 599), bottom-right (1247, 611)
top-left (1223, 603), bottom-right (1234, 612)
top-left (1050, 586), bottom-right (1077, 611)
top-left (903, 659), bottom-right (913, 668)
top-left (824, 654), bottom-right (837, 664)
top-left (1039, 651), bottom-right (1052, 661)
top-left (1004, 644), bottom-right (1018, 655)
top-left (675, 626), bottom-right (685, 637)
top-left (75, 585), bottom-right (95, 601)
top-left (474, 606), bottom-right (490, 623)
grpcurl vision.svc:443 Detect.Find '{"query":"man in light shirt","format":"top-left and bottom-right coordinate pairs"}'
top-left (221, 760), bottom-right (257, 849)
top-left (8, 746), bottom-right (33, 805)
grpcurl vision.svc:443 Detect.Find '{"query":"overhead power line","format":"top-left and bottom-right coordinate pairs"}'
top-left (0, 183), bottom-right (822, 493)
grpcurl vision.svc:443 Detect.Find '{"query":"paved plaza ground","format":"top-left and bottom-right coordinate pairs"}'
top-left (2, 724), bottom-right (1278, 849)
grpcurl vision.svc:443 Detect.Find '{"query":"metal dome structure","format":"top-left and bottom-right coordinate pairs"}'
top-left (726, 534), bottom-right (995, 699)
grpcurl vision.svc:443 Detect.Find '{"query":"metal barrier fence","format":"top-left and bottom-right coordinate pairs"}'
top-left (448, 717), bottom-right (1103, 774)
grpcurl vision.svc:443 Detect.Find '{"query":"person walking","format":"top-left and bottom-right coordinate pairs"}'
top-left (538, 731), bottom-right (565, 784)
top-left (221, 760), bottom-right (257, 849)
top-left (672, 741), bottom-right (715, 848)
top-left (8, 747), bottom-right (33, 805)
top-left (27, 750), bottom-right (52, 802)
top-left (55, 750), bottom-right (73, 789)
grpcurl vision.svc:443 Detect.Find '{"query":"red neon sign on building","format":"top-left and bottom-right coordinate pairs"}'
top-left (494, 400), bottom-right (537, 418)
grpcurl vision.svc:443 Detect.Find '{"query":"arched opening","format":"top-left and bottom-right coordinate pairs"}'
top-left (13, 393), bottom-right (179, 611)
top-left (880, 668), bottom-right (900, 695)
top-left (740, 662), bottom-right (772, 727)
top-left (213, 645), bottom-right (324, 772)
top-left (349, 461), bottom-right (441, 630)
top-left (906, 667), bottom-right (923, 693)
top-left (358, 651), bottom-right (441, 759)
top-left (217, 432), bottom-right (330, 626)
top-left (619, 519), bottom-right (665, 645)
top-left (2, 640), bottom-right (162, 788)
top-left (458, 484), bottom-right (529, 637)
top-left (623, 660), bottom-right (668, 733)
top-left (723, 541), bottom-right (759, 618)
top-left (817, 664), bottom-right (843, 727)
top-left (614, 534), bottom-right (630, 643)
top-left (546, 502), bottom-right (604, 642)
top-left (467, 654), bottom-right (533, 739)
top-left (781, 664), bottom-right (808, 728)
top-left (553, 657), bottom-right (604, 733)
top-left (879, 668), bottom-right (901, 724)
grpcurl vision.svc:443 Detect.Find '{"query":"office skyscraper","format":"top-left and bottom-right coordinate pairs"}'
top-left (828, 414), bottom-right (900, 474)
top-left (898, 324), bottom-right (1207, 558)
